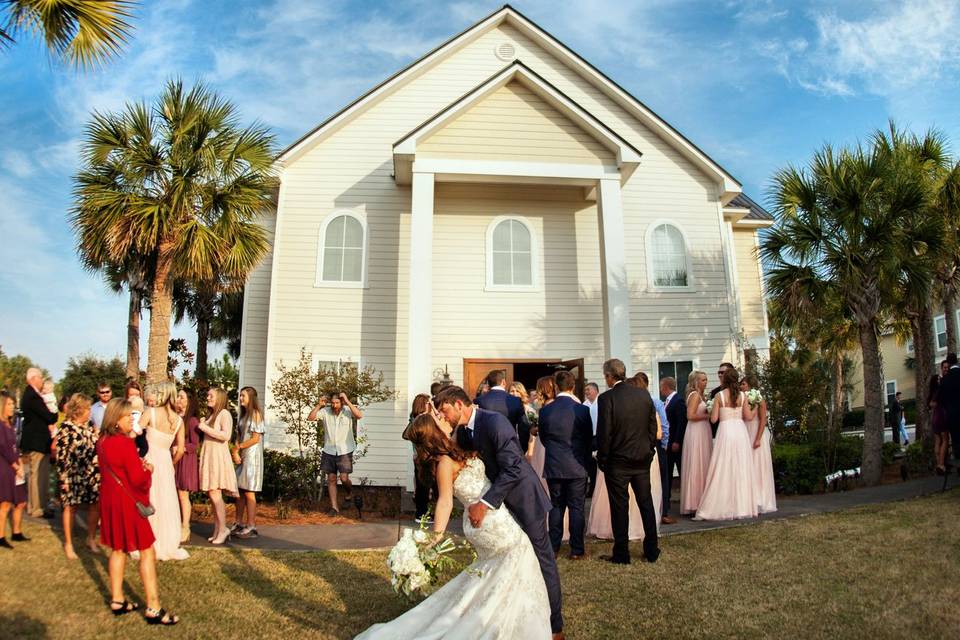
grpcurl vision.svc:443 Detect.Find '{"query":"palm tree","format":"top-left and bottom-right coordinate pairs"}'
top-left (875, 125), bottom-right (950, 444)
top-left (173, 276), bottom-right (245, 382)
top-left (1, 0), bottom-right (135, 68)
top-left (761, 136), bottom-right (934, 485)
top-left (211, 290), bottom-right (244, 361)
top-left (934, 161), bottom-right (960, 355)
top-left (103, 252), bottom-right (153, 380)
top-left (72, 79), bottom-right (276, 383)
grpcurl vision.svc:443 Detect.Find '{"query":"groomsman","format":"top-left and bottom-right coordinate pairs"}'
top-left (936, 352), bottom-right (960, 470)
top-left (660, 377), bottom-right (686, 524)
top-left (709, 362), bottom-right (734, 437)
top-left (583, 382), bottom-right (600, 496)
top-left (538, 371), bottom-right (593, 559)
top-left (477, 370), bottom-right (531, 451)
top-left (596, 359), bottom-right (660, 564)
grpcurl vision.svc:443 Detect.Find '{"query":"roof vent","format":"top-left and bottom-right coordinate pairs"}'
top-left (494, 42), bottom-right (516, 61)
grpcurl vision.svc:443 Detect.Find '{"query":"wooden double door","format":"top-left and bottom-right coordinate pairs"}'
top-left (463, 358), bottom-right (586, 401)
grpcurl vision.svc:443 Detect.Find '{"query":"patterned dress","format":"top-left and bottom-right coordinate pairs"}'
top-left (56, 420), bottom-right (100, 506)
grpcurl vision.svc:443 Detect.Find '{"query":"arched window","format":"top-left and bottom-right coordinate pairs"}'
top-left (316, 212), bottom-right (366, 286)
top-left (647, 222), bottom-right (690, 288)
top-left (486, 216), bottom-right (537, 290)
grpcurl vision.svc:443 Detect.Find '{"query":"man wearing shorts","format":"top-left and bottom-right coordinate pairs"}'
top-left (309, 392), bottom-right (364, 516)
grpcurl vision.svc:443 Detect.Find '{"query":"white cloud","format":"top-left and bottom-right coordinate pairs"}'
top-left (0, 150), bottom-right (36, 178)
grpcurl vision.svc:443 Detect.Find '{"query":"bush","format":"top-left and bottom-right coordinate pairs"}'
top-left (261, 449), bottom-right (322, 506)
top-left (772, 438), bottom-right (863, 495)
top-left (59, 353), bottom-right (127, 399)
top-left (903, 441), bottom-right (930, 477)
top-left (842, 409), bottom-right (865, 429)
top-left (881, 441), bottom-right (901, 466)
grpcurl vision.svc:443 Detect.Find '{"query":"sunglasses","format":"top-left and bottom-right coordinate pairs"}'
top-left (98, 390), bottom-right (112, 395)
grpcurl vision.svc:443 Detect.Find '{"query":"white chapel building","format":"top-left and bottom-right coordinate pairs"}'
top-left (239, 5), bottom-right (774, 486)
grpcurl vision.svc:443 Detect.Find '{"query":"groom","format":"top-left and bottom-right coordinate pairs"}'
top-left (435, 386), bottom-right (564, 639)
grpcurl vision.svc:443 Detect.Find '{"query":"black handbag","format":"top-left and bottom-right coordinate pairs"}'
top-left (106, 466), bottom-right (155, 518)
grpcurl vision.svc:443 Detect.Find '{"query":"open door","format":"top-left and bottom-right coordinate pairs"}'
top-left (463, 360), bottom-right (514, 400)
top-left (560, 358), bottom-right (586, 400)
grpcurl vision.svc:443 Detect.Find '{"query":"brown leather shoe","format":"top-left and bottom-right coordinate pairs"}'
top-left (568, 552), bottom-right (586, 561)
top-left (661, 515), bottom-right (677, 525)
top-left (552, 633), bottom-right (565, 640)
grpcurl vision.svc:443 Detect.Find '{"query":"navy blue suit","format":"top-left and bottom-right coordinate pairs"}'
top-left (457, 407), bottom-right (561, 633)
top-left (538, 395), bottom-right (593, 555)
top-left (477, 388), bottom-right (531, 452)
top-left (663, 391), bottom-right (687, 516)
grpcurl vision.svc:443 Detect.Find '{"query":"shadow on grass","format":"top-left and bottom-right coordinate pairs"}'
top-left (219, 547), bottom-right (402, 638)
top-left (0, 613), bottom-right (48, 639)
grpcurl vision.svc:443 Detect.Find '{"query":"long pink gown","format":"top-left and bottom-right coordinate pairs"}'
top-left (586, 455), bottom-right (662, 540)
top-left (680, 392), bottom-right (713, 514)
top-left (745, 411), bottom-right (777, 514)
top-left (695, 391), bottom-right (757, 521)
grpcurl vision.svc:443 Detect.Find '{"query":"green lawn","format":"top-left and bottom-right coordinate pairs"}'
top-left (2, 490), bottom-right (958, 639)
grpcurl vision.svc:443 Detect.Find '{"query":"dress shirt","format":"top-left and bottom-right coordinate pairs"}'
top-left (557, 392), bottom-right (580, 403)
top-left (584, 398), bottom-right (599, 435)
top-left (320, 407), bottom-right (356, 455)
top-left (653, 397), bottom-right (669, 448)
top-left (90, 401), bottom-right (107, 428)
top-left (464, 407), bottom-right (495, 509)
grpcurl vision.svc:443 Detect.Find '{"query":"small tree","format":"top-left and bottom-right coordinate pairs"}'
top-left (59, 353), bottom-right (127, 399)
top-left (0, 347), bottom-right (46, 397)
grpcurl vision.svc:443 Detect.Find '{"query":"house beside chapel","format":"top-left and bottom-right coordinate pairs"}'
top-left (239, 5), bottom-right (774, 486)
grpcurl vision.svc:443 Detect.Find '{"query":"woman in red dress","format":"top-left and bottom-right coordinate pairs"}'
top-left (98, 398), bottom-right (179, 625)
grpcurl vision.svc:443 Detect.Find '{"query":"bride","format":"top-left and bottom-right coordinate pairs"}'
top-left (355, 411), bottom-right (552, 639)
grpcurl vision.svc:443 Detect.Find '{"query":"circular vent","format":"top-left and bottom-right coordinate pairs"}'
top-left (494, 42), bottom-right (516, 61)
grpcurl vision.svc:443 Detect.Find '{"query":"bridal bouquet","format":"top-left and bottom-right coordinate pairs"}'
top-left (746, 389), bottom-right (763, 408)
top-left (387, 523), bottom-right (477, 600)
top-left (705, 398), bottom-right (714, 414)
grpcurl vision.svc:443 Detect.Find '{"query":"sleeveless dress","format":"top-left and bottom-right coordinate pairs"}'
top-left (144, 411), bottom-right (189, 561)
top-left (695, 392), bottom-right (758, 521)
top-left (355, 458), bottom-right (552, 640)
top-left (586, 453), bottom-right (662, 540)
top-left (175, 415), bottom-right (201, 492)
top-left (236, 416), bottom-right (266, 492)
top-left (745, 413), bottom-right (777, 514)
top-left (199, 410), bottom-right (238, 495)
top-left (98, 434), bottom-right (155, 552)
top-left (680, 392), bottom-right (713, 514)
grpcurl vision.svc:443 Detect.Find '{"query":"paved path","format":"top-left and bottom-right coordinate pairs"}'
top-left (181, 473), bottom-right (957, 552)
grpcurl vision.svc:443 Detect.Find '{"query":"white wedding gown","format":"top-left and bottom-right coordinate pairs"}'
top-left (356, 458), bottom-right (551, 639)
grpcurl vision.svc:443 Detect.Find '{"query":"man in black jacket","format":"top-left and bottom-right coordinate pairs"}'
top-left (660, 376), bottom-right (686, 524)
top-left (596, 358), bottom-right (660, 564)
top-left (708, 362), bottom-right (734, 437)
top-left (476, 370), bottom-right (531, 452)
top-left (937, 352), bottom-right (960, 470)
top-left (20, 368), bottom-right (58, 518)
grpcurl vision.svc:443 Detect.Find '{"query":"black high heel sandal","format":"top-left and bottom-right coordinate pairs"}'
top-left (145, 607), bottom-right (179, 625)
top-left (110, 600), bottom-right (139, 616)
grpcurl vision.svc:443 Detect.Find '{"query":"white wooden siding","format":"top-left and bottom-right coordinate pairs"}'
top-left (732, 229), bottom-right (765, 337)
top-left (239, 211), bottom-right (275, 417)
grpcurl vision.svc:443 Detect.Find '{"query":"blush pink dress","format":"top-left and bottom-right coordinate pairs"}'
top-left (199, 410), bottom-right (238, 496)
top-left (680, 392), bottom-right (713, 514)
top-left (586, 455), bottom-right (662, 540)
top-left (695, 391), bottom-right (758, 521)
top-left (745, 410), bottom-right (777, 514)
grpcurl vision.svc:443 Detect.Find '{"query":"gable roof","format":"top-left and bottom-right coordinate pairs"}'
top-left (278, 5), bottom-right (743, 200)
top-left (392, 61), bottom-right (642, 184)
top-left (727, 193), bottom-right (773, 222)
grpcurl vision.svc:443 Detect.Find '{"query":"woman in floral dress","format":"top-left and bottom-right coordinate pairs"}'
top-left (56, 393), bottom-right (101, 558)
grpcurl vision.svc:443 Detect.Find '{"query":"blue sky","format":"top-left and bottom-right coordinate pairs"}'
top-left (2, 0), bottom-right (959, 378)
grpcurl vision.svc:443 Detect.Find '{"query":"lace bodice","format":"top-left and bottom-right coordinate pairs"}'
top-left (453, 458), bottom-right (528, 558)
top-left (453, 458), bottom-right (490, 506)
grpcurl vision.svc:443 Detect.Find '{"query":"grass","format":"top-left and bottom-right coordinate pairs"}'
top-left (1, 490), bottom-right (959, 639)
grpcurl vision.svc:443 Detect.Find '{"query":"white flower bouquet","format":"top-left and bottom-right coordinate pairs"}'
top-left (387, 522), bottom-right (477, 600)
top-left (705, 398), bottom-right (714, 414)
top-left (747, 389), bottom-right (763, 408)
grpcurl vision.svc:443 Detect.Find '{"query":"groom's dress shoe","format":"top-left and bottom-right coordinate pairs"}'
top-left (599, 554), bottom-right (630, 565)
top-left (552, 633), bottom-right (565, 640)
top-left (568, 553), bottom-right (586, 561)
top-left (644, 548), bottom-right (662, 563)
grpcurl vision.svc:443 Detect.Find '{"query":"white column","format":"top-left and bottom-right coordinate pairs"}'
top-left (598, 178), bottom-right (634, 366)
top-left (407, 171), bottom-right (435, 404)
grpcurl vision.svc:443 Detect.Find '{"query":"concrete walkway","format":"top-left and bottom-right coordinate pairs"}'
top-left (183, 473), bottom-right (957, 552)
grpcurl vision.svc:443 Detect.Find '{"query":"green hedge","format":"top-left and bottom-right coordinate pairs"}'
top-left (262, 449), bottom-right (323, 506)
top-left (772, 438), bottom-right (862, 495)
top-left (842, 398), bottom-right (917, 430)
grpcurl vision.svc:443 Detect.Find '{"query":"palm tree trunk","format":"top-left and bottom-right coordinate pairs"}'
top-left (146, 245), bottom-right (175, 384)
top-left (195, 318), bottom-right (209, 382)
top-left (829, 355), bottom-right (844, 441)
top-left (913, 304), bottom-right (935, 444)
top-left (945, 291), bottom-right (958, 355)
top-left (858, 321), bottom-right (885, 486)
top-left (126, 289), bottom-right (141, 380)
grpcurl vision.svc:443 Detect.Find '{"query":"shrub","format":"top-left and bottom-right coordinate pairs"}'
top-left (842, 409), bottom-right (865, 429)
top-left (772, 437), bottom-right (863, 495)
top-left (881, 441), bottom-right (901, 466)
top-left (261, 449), bottom-right (322, 506)
top-left (903, 441), bottom-right (930, 477)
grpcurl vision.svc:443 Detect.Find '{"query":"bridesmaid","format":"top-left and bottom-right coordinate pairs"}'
top-left (527, 376), bottom-right (557, 478)
top-left (741, 376), bottom-right (777, 514)
top-left (680, 370), bottom-right (712, 515)
top-left (0, 391), bottom-right (28, 548)
top-left (98, 398), bottom-right (179, 624)
top-left (199, 387), bottom-right (238, 545)
top-left (55, 394), bottom-right (101, 558)
top-left (695, 368), bottom-right (757, 521)
top-left (139, 382), bottom-right (189, 561)
top-left (233, 386), bottom-right (265, 539)
top-left (175, 390), bottom-right (200, 543)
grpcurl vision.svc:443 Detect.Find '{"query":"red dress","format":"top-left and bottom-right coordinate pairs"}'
top-left (98, 434), bottom-right (155, 552)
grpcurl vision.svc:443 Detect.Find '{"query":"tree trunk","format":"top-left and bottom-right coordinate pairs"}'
top-left (828, 355), bottom-right (844, 442)
top-left (126, 290), bottom-right (141, 381)
top-left (146, 246), bottom-right (175, 384)
top-left (858, 322), bottom-right (885, 486)
top-left (913, 303), bottom-right (936, 444)
top-left (195, 318), bottom-right (209, 382)
top-left (945, 291), bottom-right (958, 355)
